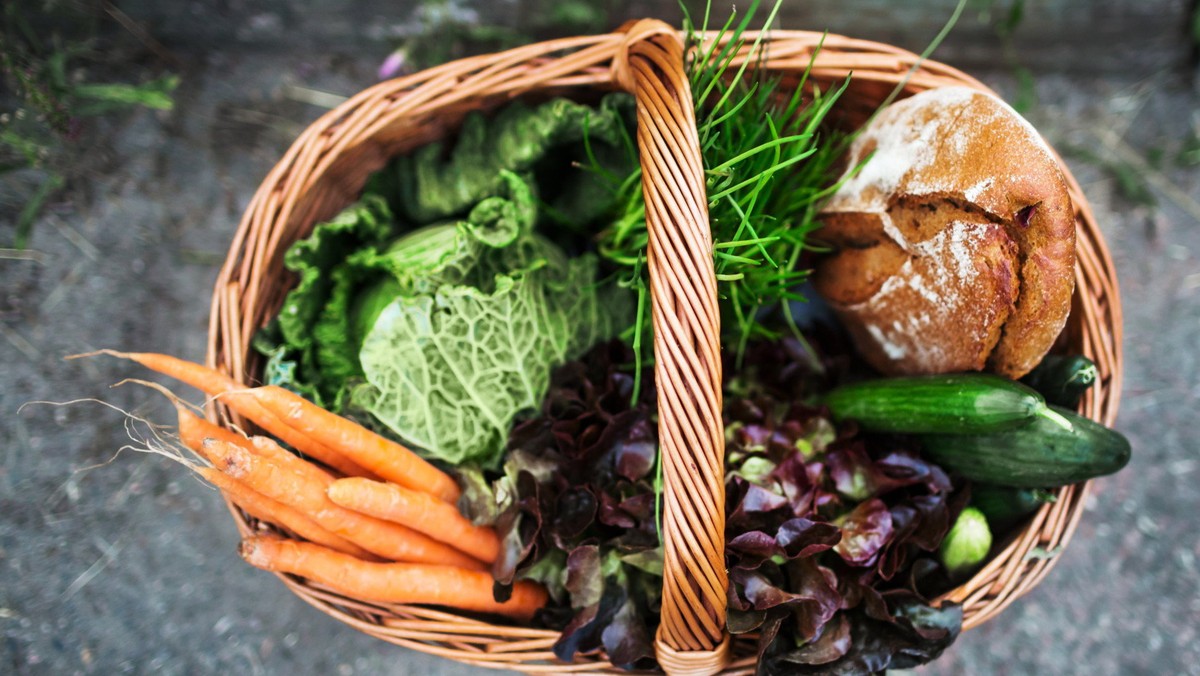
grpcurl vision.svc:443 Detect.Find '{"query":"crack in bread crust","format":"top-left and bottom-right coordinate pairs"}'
top-left (815, 194), bottom-right (1020, 373)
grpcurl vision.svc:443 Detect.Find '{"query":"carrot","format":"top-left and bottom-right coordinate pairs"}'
top-left (195, 467), bottom-right (376, 560)
top-left (245, 436), bottom-right (334, 483)
top-left (115, 380), bottom-right (376, 560)
top-left (328, 478), bottom-right (499, 563)
top-left (174, 404), bottom-right (338, 497)
top-left (240, 536), bottom-right (547, 621)
top-left (203, 439), bottom-right (486, 571)
top-left (89, 351), bottom-right (371, 478)
top-left (248, 385), bottom-right (460, 503)
top-left (176, 403), bottom-right (248, 452)
top-left (144, 390), bottom-right (371, 560)
top-left (172, 403), bottom-right (329, 488)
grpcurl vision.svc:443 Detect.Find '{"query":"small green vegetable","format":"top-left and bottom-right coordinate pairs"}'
top-left (939, 507), bottom-right (992, 578)
top-left (823, 373), bottom-right (1048, 435)
top-left (970, 485), bottom-right (1056, 531)
top-left (920, 405), bottom-right (1131, 488)
top-left (1020, 354), bottom-right (1098, 408)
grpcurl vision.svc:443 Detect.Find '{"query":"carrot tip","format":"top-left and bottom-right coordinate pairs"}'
top-left (209, 440), bottom-right (251, 478)
top-left (65, 348), bottom-right (130, 361)
top-left (238, 539), bottom-right (262, 565)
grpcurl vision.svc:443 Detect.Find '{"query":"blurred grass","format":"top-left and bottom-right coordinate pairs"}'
top-left (972, 0), bottom-right (1037, 112)
top-left (1, 1), bottom-right (177, 249)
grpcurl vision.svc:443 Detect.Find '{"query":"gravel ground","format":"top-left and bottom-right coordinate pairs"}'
top-left (3, 7), bottom-right (1199, 675)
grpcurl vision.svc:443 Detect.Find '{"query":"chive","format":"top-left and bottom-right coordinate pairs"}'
top-left (592, 0), bottom-right (860, 374)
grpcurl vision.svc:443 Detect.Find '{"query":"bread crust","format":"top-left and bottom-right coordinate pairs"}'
top-left (813, 87), bottom-right (1075, 378)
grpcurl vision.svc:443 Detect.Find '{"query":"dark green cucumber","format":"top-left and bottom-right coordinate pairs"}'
top-left (823, 373), bottom-right (1047, 434)
top-left (1021, 354), bottom-right (1098, 408)
top-left (970, 484), bottom-right (1056, 530)
top-left (920, 406), bottom-right (1131, 488)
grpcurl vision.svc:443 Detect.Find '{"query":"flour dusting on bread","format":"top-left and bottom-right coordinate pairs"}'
top-left (828, 86), bottom-right (977, 221)
top-left (841, 221), bottom-right (999, 372)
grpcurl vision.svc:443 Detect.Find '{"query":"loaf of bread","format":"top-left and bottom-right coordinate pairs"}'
top-left (813, 87), bottom-right (1075, 379)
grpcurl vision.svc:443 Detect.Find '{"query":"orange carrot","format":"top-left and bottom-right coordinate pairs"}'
top-left (203, 439), bottom-right (486, 571)
top-left (93, 351), bottom-right (371, 478)
top-left (328, 478), bottom-right (499, 563)
top-left (125, 382), bottom-right (375, 560)
top-left (172, 404), bottom-right (328, 491)
top-left (248, 385), bottom-right (460, 503)
top-left (240, 536), bottom-right (547, 621)
top-left (174, 402), bottom-right (337, 491)
top-left (176, 403), bottom-right (248, 452)
top-left (195, 467), bottom-right (375, 560)
top-left (245, 436), bottom-right (334, 483)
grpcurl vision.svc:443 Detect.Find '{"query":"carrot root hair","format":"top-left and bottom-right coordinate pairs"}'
top-left (112, 378), bottom-right (201, 413)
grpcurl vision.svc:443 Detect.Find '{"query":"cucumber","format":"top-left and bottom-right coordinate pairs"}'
top-left (970, 484), bottom-right (1056, 530)
top-left (1021, 354), bottom-right (1098, 408)
top-left (920, 406), bottom-right (1131, 488)
top-left (823, 373), bottom-right (1047, 434)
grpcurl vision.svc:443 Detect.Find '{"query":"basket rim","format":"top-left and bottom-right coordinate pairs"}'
top-left (205, 23), bottom-right (1123, 675)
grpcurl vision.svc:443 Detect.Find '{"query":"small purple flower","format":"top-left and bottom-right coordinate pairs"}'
top-left (378, 49), bottom-right (408, 80)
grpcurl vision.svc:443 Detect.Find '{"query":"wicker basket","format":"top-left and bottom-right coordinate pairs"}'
top-left (206, 20), bottom-right (1123, 675)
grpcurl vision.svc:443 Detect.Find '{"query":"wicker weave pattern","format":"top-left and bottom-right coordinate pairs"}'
top-left (207, 26), bottom-right (1123, 676)
top-left (613, 22), bottom-right (728, 670)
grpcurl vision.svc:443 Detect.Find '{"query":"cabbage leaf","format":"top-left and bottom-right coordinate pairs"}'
top-left (355, 248), bottom-right (620, 465)
top-left (351, 171), bottom-right (626, 465)
top-left (258, 97), bottom-right (634, 466)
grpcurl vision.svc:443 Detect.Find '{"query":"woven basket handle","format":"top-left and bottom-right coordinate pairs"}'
top-left (611, 20), bottom-right (730, 676)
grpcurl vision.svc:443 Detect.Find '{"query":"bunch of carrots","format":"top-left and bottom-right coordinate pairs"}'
top-left (80, 350), bottom-right (547, 622)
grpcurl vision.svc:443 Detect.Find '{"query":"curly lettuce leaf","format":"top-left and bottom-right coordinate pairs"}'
top-left (294, 170), bottom-right (538, 404)
top-left (391, 96), bottom-right (633, 227)
top-left (363, 171), bottom-right (538, 295)
top-left (261, 195), bottom-right (396, 405)
top-left (277, 194), bottom-right (394, 362)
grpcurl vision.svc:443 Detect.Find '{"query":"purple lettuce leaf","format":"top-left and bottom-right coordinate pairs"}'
top-left (551, 583), bottom-right (624, 663)
top-left (548, 486), bottom-right (598, 551)
top-left (614, 418), bottom-right (656, 481)
top-left (757, 601), bottom-right (961, 675)
top-left (492, 470), bottom-right (545, 592)
top-left (728, 557), bottom-right (842, 643)
top-left (597, 490), bottom-right (636, 529)
top-left (601, 595), bottom-right (655, 669)
top-left (778, 518), bottom-right (842, 559)
top-left (826, 442), bottom-right (952, 503)
top-left (728, 530), bottom-right (785, 570)
top-left (769, 613), bottom-right (853, 667)
top-left (564, 545), bottom-right (603, 609)
top-left (554, 546), bottom-right (657, 669)
top-left (833, 499), bottom-right (894, 568)
top-left (767, 453), bottom-right (827, 517)
top-left (727, 477), bottom-right (792, 533)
